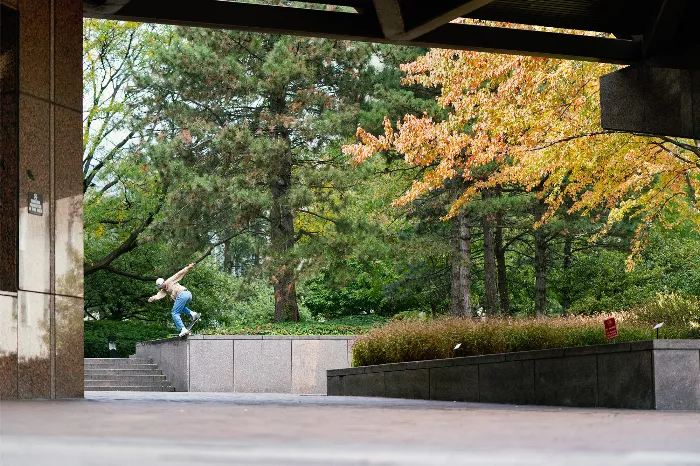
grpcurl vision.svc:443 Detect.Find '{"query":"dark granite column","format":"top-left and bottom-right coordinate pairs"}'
top-left (0, 0), bottom-right (83, 400)
top-left (0, 2), bottom-right (20, 400)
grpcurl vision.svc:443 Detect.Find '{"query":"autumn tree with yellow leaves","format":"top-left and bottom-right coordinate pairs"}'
top-left (344, 48), bottom-right (700, 317)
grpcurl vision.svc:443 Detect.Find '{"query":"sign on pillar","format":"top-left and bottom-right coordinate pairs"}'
top-left (28, 193), bottom-right (43, 216)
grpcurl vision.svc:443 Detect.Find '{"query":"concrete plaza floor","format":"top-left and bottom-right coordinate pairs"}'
top-left (1, 392), bottom-right (700, 465)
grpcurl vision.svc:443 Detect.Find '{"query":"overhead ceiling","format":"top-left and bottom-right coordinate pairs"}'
top-left (84, 0), bottom-right (699, 66)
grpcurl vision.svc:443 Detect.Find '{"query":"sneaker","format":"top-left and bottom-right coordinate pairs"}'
top-left (191, 311), bottom-right (200, 323)
top-left (179, 328), bottom-right (191, 337)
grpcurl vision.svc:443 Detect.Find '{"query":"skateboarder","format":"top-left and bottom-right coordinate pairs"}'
top-left (148, 263), bottom-right (200, 337)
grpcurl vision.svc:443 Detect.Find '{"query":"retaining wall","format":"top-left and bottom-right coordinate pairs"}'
top-left (327, 340), bottom-right (700, 410)
top-left (136, 335), bottom-right (355, 394)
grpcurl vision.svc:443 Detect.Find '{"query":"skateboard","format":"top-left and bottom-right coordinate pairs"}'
top-left (169, 314), bottom-right (200, 339)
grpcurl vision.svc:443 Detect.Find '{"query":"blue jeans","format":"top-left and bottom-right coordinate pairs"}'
top-left (171, 290), bottom-right (193, 330)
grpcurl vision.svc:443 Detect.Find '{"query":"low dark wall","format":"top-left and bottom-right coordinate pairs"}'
top-left (327, 340), bottom-right (700, 410)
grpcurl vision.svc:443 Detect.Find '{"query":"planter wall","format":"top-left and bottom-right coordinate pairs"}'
top-left (136, 335), bottom-right (355, 394)
top-left (327, 340), bottom-right (700, 410)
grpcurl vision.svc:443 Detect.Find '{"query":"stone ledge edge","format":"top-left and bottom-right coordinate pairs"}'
top-left (327, 339), bottom-right (700, 376)
top-left (137, 335), bottom-right (357, 345)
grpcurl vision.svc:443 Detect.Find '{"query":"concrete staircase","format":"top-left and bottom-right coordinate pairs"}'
top-left (84, 357), bottom-right (175, 392)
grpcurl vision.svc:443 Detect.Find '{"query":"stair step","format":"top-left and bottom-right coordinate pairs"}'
top-left (85, 363), bottom-right (158, 370)
top-left (84, 357), bottom-right (174, 392)
top-left (85, 379), bottom-right (172, 388)
top-left (85, 386), bottom-right (175, 392)
top-left (85, 358), bottom-right (152, 365)
top-left (84, 374), bottom-right (166, 382)
top-left (84, 369), bottom-right (163, 376)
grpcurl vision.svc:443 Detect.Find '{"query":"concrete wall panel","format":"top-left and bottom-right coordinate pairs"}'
top-left (430, 365), bottom-right (478, 402)
top-left (17, 291), bottom-right (50, 399)
top-left (54, 107), bottom-right (83, 298)
top-left (479, 360), bottom-right (535, 405)
top-left (189, 339), bottom-right (233, 392)
top-left (385, 369), bottom-right (429, 399)
top-left (342, 372), bottom-right (384, 397)
top-left (19, 0), bottom-right (50, 99)
top-left (158, 339), bottom-right (189, 392)
top-left (292, 339), bottom-right (348, 394)
top-left (327, 375), bottom-right (341, 396)
top-left (55, 295), bottom-right (83, 398)
top-left (18, 95), bottom-right (50, 293)
top-left (597, 350), bottom-right (653, 409)
top-left (653, 349), bottom-right (700, 410)
top-left (535, 355), bottom-right (597, 407)
top-left (234, 339), bottom-right (291, 393)
top-left (0, 294), bottom-right (18, 399)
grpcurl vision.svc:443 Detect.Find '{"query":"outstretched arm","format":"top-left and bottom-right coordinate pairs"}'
top-left (166, 263), bottom-right (195, 284)
top-left (148, 290), bottom-right (167, 303)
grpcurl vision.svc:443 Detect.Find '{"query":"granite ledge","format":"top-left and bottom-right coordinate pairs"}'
top-left (330, 340), bottom-right (695, 375)
top-left (328, 366), bottom-right (365, 376)
top-left (505, 348), bottom-right (565, 361)
top-left (138, 335), bottom-right (357, 345)
top-left (652, 339), bottom-right (700, 350)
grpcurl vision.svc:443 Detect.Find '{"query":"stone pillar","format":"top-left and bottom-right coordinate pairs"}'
top-left (0, 0), bottom-right (84, 400)
top-left (600, 64), bottom-right (700, 139)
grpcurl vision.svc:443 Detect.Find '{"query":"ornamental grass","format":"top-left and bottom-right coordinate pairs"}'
top-left (351, 313), bottom-right (697, 367)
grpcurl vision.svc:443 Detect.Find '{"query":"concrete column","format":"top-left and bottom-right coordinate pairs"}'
top-left (600, 64), bottom-right (700, 139)
top-left (0, 0), bottom-right (83, 400)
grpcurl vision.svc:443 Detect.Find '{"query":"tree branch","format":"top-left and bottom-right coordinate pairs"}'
top-left (101, 266), bottom-right (157, 282)
top-left (191, 229), bottom-right (251, 266)
top-left (84, 200), bottom-right (165, 276)
top-left (530, 130), bottom-right (619, 151)
top-left (297, 208), bottom-right (337, 224)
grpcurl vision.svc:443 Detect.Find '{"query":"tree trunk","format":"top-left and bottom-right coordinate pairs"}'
top-left (269, 92), bottom-right (300, 322)
top-left (495, 208), bottom-right (510, 315)
top-left (271, 265), bottom-right (299, 322)
top-left (450, 207), bottom-right (472, 317)
top-left (562, 234), bottom-right (573, 315)
top-left (482, 190), bottom-right (499, 315)
top-left (533, 197), bottom-right (548, 318)
top-left (270, 154), bottom-right (300, 321)
top-left (223, 240), bottom-right (234, 275)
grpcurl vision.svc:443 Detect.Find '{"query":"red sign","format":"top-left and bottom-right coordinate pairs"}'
top-left (604, 318), bottom-right (618, 340)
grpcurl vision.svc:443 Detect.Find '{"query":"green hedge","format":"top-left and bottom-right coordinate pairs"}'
top-left (351, 315), bottom-right (699, 366)
top-left (84, 316), bottom-right (385, 358)
top-left (204, 315), bottom-right (387, 336)
top-left (84, 320), bottom-right (171, 358)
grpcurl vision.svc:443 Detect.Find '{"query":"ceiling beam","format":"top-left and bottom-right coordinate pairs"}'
top-left (396, 0), bottom-right (496, 41)
top-left (643, 0), bottom-right (686, 58)
top-left (84, 0), bottom-right (641, 64)
top-left (88, 0), bottom-right (383, 40)
top-left (371, 0), bottom-right (404, 39)
top-left (83, 0), bottom-right (132, 16)
top-left (410, 23), bottom-right (641, 64)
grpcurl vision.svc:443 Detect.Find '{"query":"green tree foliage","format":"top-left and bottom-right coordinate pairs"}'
top-left (83, 20), bottom-right (700, 334)
top-left (133, 26), bottom-right (386, 321)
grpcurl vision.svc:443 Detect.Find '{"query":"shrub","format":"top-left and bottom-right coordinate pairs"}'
top-left (631, 292), bottom-right (700, 329)
top-left (351, 314), bottom-right (696, 366)
top-left (203, 315), bottom-right (388, 336)
top-left (84, 320), bottom-right (171, 358)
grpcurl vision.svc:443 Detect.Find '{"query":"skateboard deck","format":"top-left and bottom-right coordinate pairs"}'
top-left (182, 314), bottom-right (200, 338)
top-left (170, 315), bottom-right (200, 339)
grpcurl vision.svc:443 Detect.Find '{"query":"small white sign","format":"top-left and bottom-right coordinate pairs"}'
top-left (454, 343), bottom-right (461, 350)
top-left (653, 322), bottom-right (664, 329)
top-left (28, 193), bottom-right (43, 216)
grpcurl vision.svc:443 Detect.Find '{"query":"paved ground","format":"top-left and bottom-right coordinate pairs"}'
top-left (1, 392), bottom-right (700, 465)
